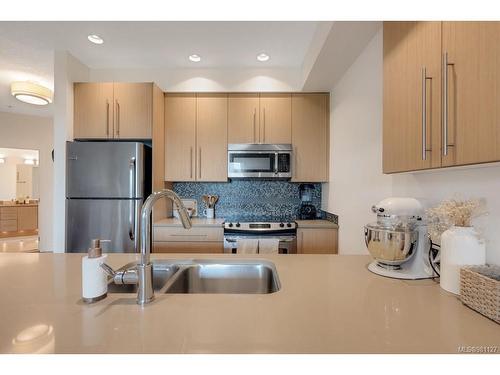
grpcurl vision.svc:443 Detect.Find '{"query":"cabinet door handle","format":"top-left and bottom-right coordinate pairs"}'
top-left (253, 108), bottom-right (257, 143)
top-left (116, 100), bottom-right (120, 137)
top-left (198, 147), bottom-right (202, 179)
top-left (421, 67), bottom-right (432, 161)
top-left (263, 108), bottom-right (266, 143)
top-left (300, 231), bottom-right (304, 254)
top-left (190, 147), bottom-right (193, 179)
top-left (106, 100), bottom-right (110, 136)
top-left (442, 52), bottom-right (454, 156)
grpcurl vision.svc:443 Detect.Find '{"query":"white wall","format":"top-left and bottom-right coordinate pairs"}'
top-left (323, 28), bottom-right (500, 265)
top-left (0, 112), bottom-right (53, 251)
top-left (52, 51), bottom-right (90, 253)
top-left (90, 68), bottom-right (301, 92)
top-left (322, 28), bottom-right (392, 255)
top-left (0, 164), bottom-right (16, 200)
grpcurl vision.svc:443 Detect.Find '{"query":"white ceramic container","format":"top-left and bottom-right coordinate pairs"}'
top-left (440, 226), bottom-right (486, 294)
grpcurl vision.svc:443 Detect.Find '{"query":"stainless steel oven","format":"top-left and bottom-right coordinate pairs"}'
top-left (223, 221), bottom-right (297, 254)
top-left (227, 144), bottom-right (292, 179)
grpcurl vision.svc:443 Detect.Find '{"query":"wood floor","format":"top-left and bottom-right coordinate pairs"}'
top-left (0, 236), bottom-right (39, 253)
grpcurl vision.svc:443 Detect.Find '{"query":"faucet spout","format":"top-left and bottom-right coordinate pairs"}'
top-left (137, 189), bottom-right (192, 305)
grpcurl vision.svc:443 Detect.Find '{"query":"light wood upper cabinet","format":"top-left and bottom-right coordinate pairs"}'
top-left (113, 83), bottom-right (152, 139)
top-left (383, 21), bottom-right (500, 173)
top-left (297, 227), bottom-right (338, 254)
top-left (260, 94), bottom-right (292, 144)
top-left (291, 93), bottom-right (329, 182)
top-left (383, 22), bottom-right (442, 173)
top-left (164, 94), bottom-right (196, 181)
top-left (441, 21), bottom-right (500, 167)
top-left (228, 94), bottom-right (259, 144)
top-left (196, 94), bottom-right (228, 181)
top-left (74, 82), bottom-right (155, 140)
top-left (74, 83), bottom-right (114, 139)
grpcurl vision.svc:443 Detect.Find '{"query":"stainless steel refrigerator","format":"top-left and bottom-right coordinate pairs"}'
top-left (66, 141), bottom-right (151, 253)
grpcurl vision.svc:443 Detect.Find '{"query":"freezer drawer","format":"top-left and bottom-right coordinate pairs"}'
top-left (66, 198), bottom-right (141, 253)
top-left (66, 141), bottom-right (145, 198)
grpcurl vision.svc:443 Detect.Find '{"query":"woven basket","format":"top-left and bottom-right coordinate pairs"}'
top-left (460, 265), bottom-right (500, 324)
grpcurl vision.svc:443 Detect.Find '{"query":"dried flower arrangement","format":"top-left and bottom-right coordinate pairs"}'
top-left (426, 196), bottom-right (487, 241)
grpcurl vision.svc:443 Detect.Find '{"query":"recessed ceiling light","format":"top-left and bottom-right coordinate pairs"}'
top-left (189, 54), bottom-right (201, 62)
top-left (257, 53), bottom-right (270, 62)
top-left (11, 82), bottom-right (53, 106)
top-left (87, 34), bottom-right (104, 45)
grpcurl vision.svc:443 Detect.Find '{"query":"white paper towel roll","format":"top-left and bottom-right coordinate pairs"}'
top-left (440, 226), bottom-right (486, 294)
top-left (82, 255), bottom-right (108, 301)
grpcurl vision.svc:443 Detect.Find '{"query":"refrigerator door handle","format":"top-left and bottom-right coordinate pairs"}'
top-left (129, 157), bottom-right (136, 241)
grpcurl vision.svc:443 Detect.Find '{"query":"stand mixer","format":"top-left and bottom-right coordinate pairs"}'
top-left (364, 197), bottom-right (438, 280)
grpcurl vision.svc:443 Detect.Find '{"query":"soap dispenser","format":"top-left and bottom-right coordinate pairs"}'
top-left (82, 239), bottom-right (108, 303)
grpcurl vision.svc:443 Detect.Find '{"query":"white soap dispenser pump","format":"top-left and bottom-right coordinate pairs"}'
top-left (82, 239), bottom-right (108, 303)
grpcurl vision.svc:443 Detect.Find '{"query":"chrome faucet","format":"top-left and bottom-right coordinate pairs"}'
top-left (101, 189), bottom-right (192, 305)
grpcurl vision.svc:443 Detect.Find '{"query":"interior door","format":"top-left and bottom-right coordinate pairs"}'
top-left (164, 94), bottom-right (196, 181)
top-left (228, 94), bottom-right (259, 144)
top-left (196, 93), bottom-right (228, 181)
top-left (260, 94), bottom-right (292, 144)
top-left (383, 21), bottom-right (442, 173)
top-left (113, 83), bottom-right (152, 139)
top-left (74, 82), bottom-right (114, 139)
top-left (442, 21), bottom-right (500, 167)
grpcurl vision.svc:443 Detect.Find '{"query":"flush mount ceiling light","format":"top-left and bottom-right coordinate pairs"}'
top-left (257, 53), bottom-right (270, 62)
top-left (87, 34), bottom-right (104, 45)
top-left (11, 82), bottom-right (53, 106)
top-left (189, 54), bottom-right (201, 62)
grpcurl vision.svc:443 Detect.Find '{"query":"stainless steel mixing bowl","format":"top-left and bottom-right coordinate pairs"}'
top-left (364, 224), bottom-right (418, 265)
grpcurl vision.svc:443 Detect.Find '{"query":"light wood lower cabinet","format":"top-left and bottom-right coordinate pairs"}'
top-left (0, 206), bottom-right (38, 236)
top-left (154, 242), bottom-right (223, 253)
top-left (292, 93), bottom-right (329, 182)
top-left (153, 225), bottom-right (223, 253)
top-left (297, 227), bottom-right (338, 254)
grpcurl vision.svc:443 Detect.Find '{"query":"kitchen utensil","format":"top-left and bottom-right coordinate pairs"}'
top-left (364, 197), bottom-right (437, 280)
top-left (202, 195), bottom-right (218, 209)
top-left (203, 208), bottom-right (215, 219)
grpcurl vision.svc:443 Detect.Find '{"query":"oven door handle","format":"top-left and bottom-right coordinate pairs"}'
top-left (224, 237), bottom-right (296, 243)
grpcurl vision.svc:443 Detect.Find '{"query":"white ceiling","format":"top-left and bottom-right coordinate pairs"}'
top-left (0, 21), bottom-right (382, 117)
top-left (0, 21), bottom-right (320, 116)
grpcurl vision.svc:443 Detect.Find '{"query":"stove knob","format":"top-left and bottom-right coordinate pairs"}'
top-left (286, 222), bottom-right (292, 228)
top-left (279, 223), bottom-right (285, 228)
top-left (235, 222), bottom-right (241, 228)
top-left (228, 223), bottom-right (233, 228)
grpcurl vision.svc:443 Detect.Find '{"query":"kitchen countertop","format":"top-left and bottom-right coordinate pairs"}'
top-left (0, 203), bottom-right (39, 207)
top-left (0, 253), bottom-right (498, 354)
top-left (295, 219), bottom-right (338, 229)
top-left (154, 217), bottom-right (224, 227)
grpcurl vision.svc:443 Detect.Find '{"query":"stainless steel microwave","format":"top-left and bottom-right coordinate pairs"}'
top-left (227, 144), bottom-right (292, 179)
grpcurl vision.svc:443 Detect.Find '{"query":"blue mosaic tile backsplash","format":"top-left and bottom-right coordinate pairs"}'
top-left (173, 181), bottom-right (322, 221)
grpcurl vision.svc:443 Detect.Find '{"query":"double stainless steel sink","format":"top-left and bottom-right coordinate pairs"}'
top-left (107, 259), bottom-right (281, 295)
